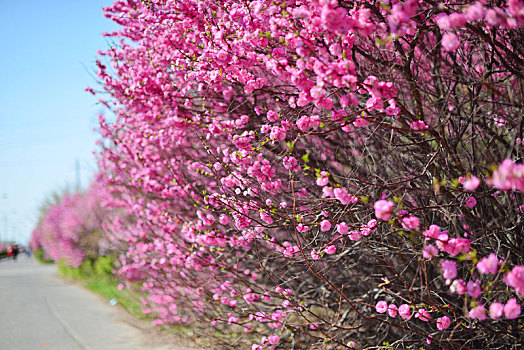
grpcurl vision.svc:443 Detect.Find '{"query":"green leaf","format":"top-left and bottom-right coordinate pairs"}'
top-left (301, 153), bottom-right (310, 163)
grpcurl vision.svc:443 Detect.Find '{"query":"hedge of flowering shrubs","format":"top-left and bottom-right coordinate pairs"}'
top-left (30, 184), bottom-right (112, 267)
top-left (88, 0), bottom-right (524, 348)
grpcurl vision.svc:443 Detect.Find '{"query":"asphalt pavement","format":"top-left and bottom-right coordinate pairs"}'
top-left (0, 256), bottom-right (192, 350)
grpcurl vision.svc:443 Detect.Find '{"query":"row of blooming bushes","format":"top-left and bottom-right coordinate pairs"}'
top-left (42, 0), bottom-right (524, 348)
top-left (29, 184), bottom-right (114, 267)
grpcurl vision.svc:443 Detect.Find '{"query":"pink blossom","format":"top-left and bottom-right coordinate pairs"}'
top-left (464, 2), bottom-right (485, 22)
top-left (490, 159), bottom-right (524, 192)
top-left (260, 124), bottom-right (271, 133)
top-left (296, 223), bottom-right (309, 233)
top-left (216, 50), bottom-right (229, 62)
top-left (441, 260), bottom-right (458, 280)
top-left (442, 33), bottom-right (460, 52)
top-left (318, 97), bottom-right (334, 110)
top-left (485, 8), bottom-right (501, 26)
top-left (367, 219), bottom-right (378, 229)
top-left (489, 302), bottom-right (504, 319)
top-left (321, 6), bottom-right (352, 33)
top-left (283, 245), bottom-right (299, 258)
top-left (316, 171), bottom-right (329, 186)
top-left (506, 265), bottom-right (524, 296)
top-left (398, 304), bottom-right (412, 320)
top-left (411, 120), bottom-right (429, 130)
top-left (283, 156), bottom-right (300, 171)
top-left (266, 110), bottom-right (279, 122)
top-left (401, 215), bottom-right (419, 230)
top-left (320, 219), bottom-right (332, 232)
top-left (466, 280), bottom-right (482, 298)
top-left (270, 126), bottom-right (286, 141)
top-left (311, 249), bottom-right (320, 260)
top-left (353, 117), bottom-right (370, 128)
top-left (296, 116), bottom-right (311, 131)
top-left (463, 175), bottom-right (481, 191)
top-left (268, 335), bottom-right (280, 345)
top-left (448, 13), bottom-right (467, 27)
top-left (228, 316), bottom-right (239, 324)
top-left (423, 245), bottom-right (438, 259)
top-left (469, 305), bottom-right (487, 320)
top-left (436, 316), bottom-right (451, 330)
top-left (415, 308), bottom-right (431, 322)
top-left (374, 200), bottom-right (394, 220)
top-left (310, 86), bottom-right (325, 100)
top-left (388, 304), bottom-right (398, 318)
top-left (365, 96), bottom-right (383, 111)
top-left (465, 196), bottom-right (477, 208)
top-left (450, 279), bottom-right (466, 295)
top-left (436, 14), bottom-right (451, 30)
top-left (309, 115), bottom-right (321, 128)
top-left (260, 211), bottom-right (273, 224)
top-left (223, 86), bottom-right (233, 101)
top-left (336, 222), bottom-right (349, 234)
top-left (333, 188), bottom-right (357, 205)
top-left (329, 43), bottom-right (342, 56)
top-left (376, 300), bottom-right (388, 313)
top-left (503, 298), bottom-right (521, 319)
top-left (423, 224), bottom-right (447, 241)
top-left (322, 186), bottom-right (334, 198)
top-left (348, 230), bottom-right (362, 241)
top-left (476, 253), bottom-right (499, 274)
top-left (325, 245), bottom-right (336, 255)
top-left (442, 238), bottom-right (470, 256)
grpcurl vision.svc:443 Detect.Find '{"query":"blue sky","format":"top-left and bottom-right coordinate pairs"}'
top-left (0, 1), bottom-right (118, 244)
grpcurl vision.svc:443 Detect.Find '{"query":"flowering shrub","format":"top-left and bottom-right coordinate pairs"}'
top-left (30, 184), bottom-right (112, 267)
top-left (93, 0), bottom-right (523, 348)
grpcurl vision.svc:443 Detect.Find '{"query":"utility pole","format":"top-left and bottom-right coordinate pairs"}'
top-left (3, 214), bottom-right (7, 243)
top-left (76, 158), bottom-right (81, 191)
top-left (1, 193), bottom-right (7, 242)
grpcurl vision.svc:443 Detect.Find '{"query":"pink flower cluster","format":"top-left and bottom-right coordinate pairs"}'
top-left (88, 0), bottom-right (524, 347)
top-left (375, 300), bottom-right (451, 330)
top-left (490, 159), bottom-right (524, 192)
top-left (470, 298), bottom-right (521, 320)
top-left (374, 200), bottom-right (394, 221)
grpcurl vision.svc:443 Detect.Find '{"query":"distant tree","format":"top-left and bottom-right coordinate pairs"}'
top-left (30, 183), bottom-right (112, 267)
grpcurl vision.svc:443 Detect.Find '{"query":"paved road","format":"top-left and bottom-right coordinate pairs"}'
top-left (0, 257), bottom-right (190, 350)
